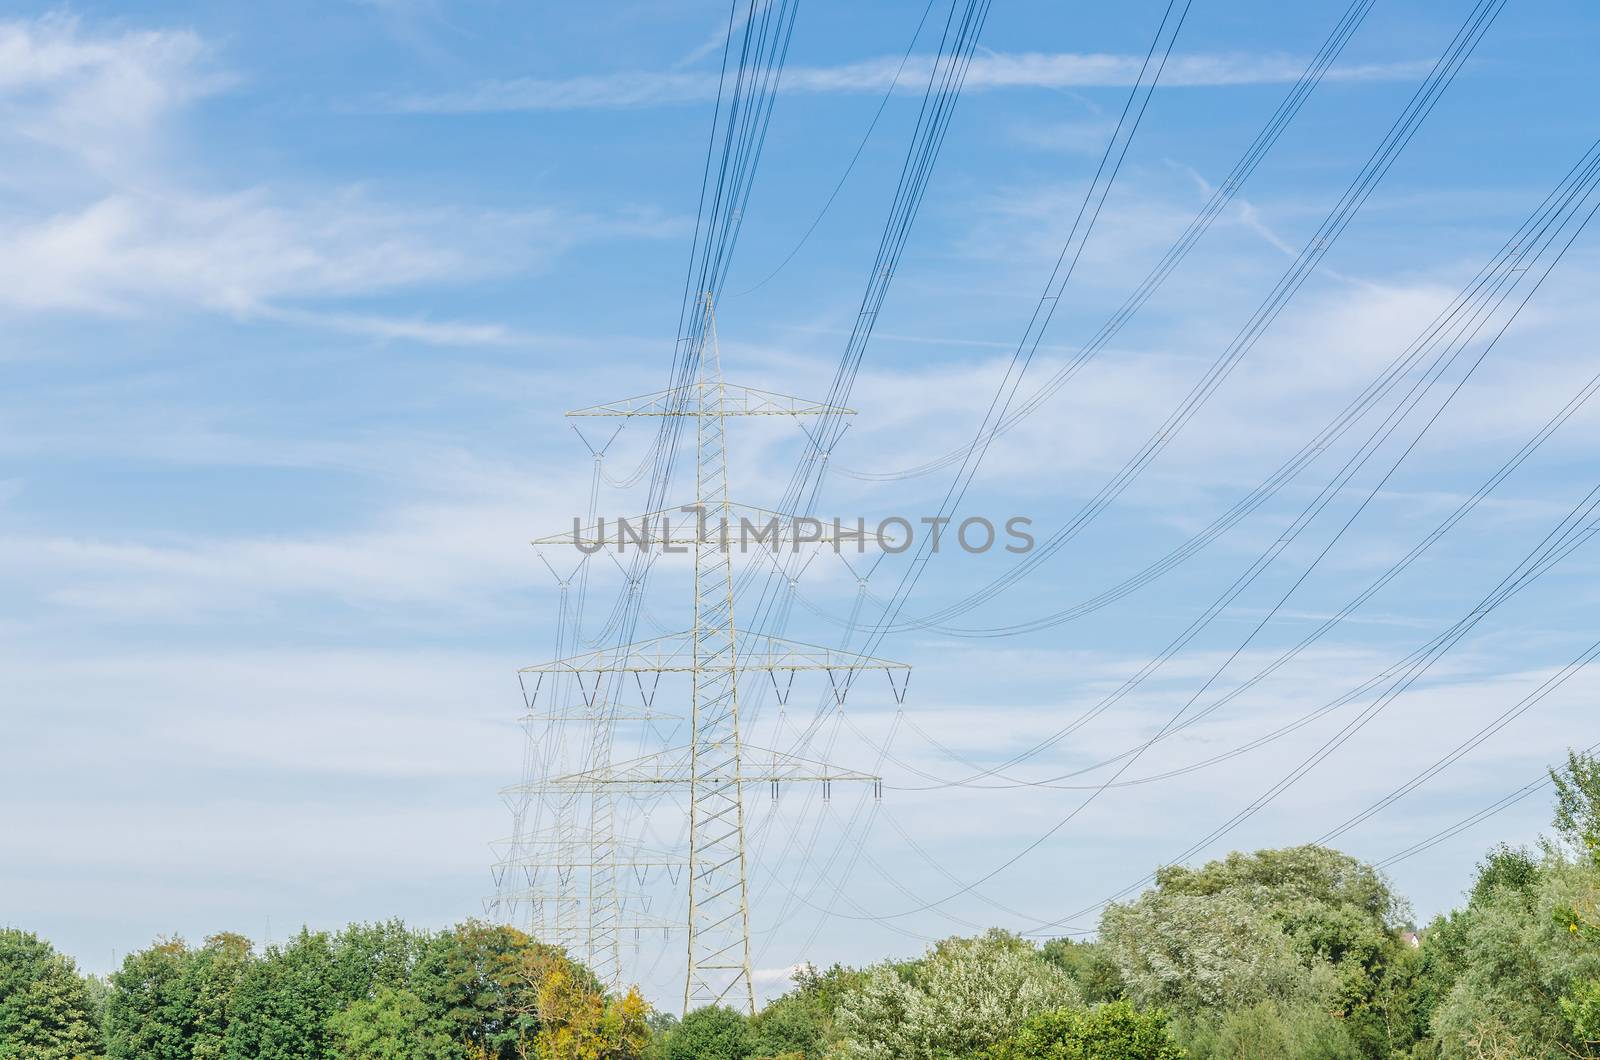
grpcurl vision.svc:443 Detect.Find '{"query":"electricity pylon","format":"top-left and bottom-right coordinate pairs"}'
top-left (503, 298), bottom-right (909, 1013)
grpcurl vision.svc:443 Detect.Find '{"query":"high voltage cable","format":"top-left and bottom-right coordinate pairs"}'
top-left (857, 0), bottom-right (1507, 640)
top-left (824, 455), bottom-right (1600, 930)
top-left (732, 0), bottom-right (942, 298)
top-left (1374, 739), bottom-right (1600, 870)
top-left (711, 0), bottom-right (996, 927)
top-left (862, 139), bottom-right (1600, 791)
top-left (738, 0), bottom-right (1187, 947)
top-left (764, 0), bottom-right (1181, 762)
top-left (1043, 473), bottom-right (1600, 933)
top-left (1316, 639), bottom-right (1600, 846)
top-left (842, 0), bottom-right (1192, 658)
top-left (797, 0), bottom-right (1505, 815)
top-left (742, 0), bottom-right (1188, 947)
top-left (741, 0), bottom-right (991, 619)
top-left (834, 0), bottom-right (1380, 484)
top-left (608, 0), bottom-right (798, 654)
top-left (559, 0), bottom-right (994, 976)
top-left (599, 0), bottom-right (799, 497)
top-left (794, 128), bottom-right (1600, 653)
top-left (505, 0), bottom-right (802, 982)
top-left (790, 122), bottom-right (1600, 930)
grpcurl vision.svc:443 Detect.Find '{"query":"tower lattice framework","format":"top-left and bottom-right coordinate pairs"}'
top-left (493, 299), bottom-right (909, 1012)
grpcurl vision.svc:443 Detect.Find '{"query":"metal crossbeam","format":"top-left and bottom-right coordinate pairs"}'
top-left (567, 382), bottom-right (854, 418)
top-left (504, 744), bottom-right (881, 794)
top-left (520, 630), bottom-right (910, 675)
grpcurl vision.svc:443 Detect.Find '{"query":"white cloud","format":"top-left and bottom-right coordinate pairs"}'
top-left (0, 14), bottom-right (221, 169)
top-left (0, 189), bottom-right (664, 320)
top-left (389, 52), bottom-right (1433, 114)
top-left (0, 16), bottom-right (684, 340)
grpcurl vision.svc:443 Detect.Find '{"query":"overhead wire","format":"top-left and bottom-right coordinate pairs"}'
top-left (1043, 467), bottom-right (1600, 932)
top-left (744, 0), bottom-right (1193, 945)
top-left (731, 0), bottom-right (942, 298)
top-left (833, 0), bottom-right (1381, 484)
top-left (780, 4), bottom-right (1600, 928)
top-left (850, 0), bottom-right (1509, 641)
top-left (1373, 738), bottom-right (1600, 870)
top-left (861, 137), bottom-right (1600, 791)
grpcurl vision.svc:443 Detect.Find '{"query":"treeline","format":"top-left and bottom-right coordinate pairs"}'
top-left (7, 750), bottom-right (1600, 1059)
top-left (0, 921), bottom-right (647, 1060)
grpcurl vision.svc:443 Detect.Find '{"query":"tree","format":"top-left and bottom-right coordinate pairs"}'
top-left (1552, 749), bottom-right (1600, 856)
top-left (411, 922), bottom-right (545, 1059)
top-left (189, 934), bottom-right (254, 1060)
top-left (1468, 845), bottom-right (1540, 906)
top-left (1420, 751), bottom-right (1600, 1058)
top-left (0, 928), bottom-right (101, 1060)
top-left (833, 931), bottom-right (1081, 1059)
top-left (525, 963), bottom-right (650, 1060)
top-left (328, 986), bottom-right (459, 1060)
top-left (1099, 845), bottom-right (1418, 1055)
top-left (1099, 887), bottom-right (1323, 1013)
top-left (1427, 858), bottom-right (1600, 1057)
top-left (1176, 1000), bottom-right (1360, 1060)
top-left (104, 938), bottom-right (195, 1060)
top-left (657, 1006), bottom-right (751, 1060)
top-left (748, 964), bottom-right (868, 1060)
top-left (224, 929), bottom-right (342, 1060)
top-left (1038, 940), bottom-right (1125, 1005)
top-left (330, 922), bottom-right (419, 1004)
top-left (990, 1002), bottom-right (1183, 1060)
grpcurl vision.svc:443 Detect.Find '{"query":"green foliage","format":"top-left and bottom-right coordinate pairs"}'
top-left (1469, 844), bottom-right (1541, 905)
top-left (104, 938), bottom-right (195, 1060)
top-left (102, 933), bottom-right (252, 1060)
top-left (1038, 940), bottom-right (1124, 1005)
top-left (1176, 999), bottom-right (1361, 1060)
top-left (27, 746), bottom-right (1600, 1060)
top-left (748, 964), bottom-right (867, 1060)
top-left (96, 920), bottom-right (648, 1060)
top-left (832, 930), bottom-right (1081, 1059)
top-left (329, 922), bottom-right (420, 1003)
top-left (1099, 883), bottom-right (1326, 1013)
top-left (1552, 750), bottom-right (1600, 858)
top-left (990, 1001), bottom-right (1183, 1060)
top-left (1412, 913), bottom-right (1468, 1044)
top-left (1153, 845), bottom-right (1407, 927)
top-left (328, 986), bottom-right (460, 1060)
top-left (657, 1005), bottom-right (751, 1060)
top-left (1428, 858), bottom-right (1600, 1058)
top-left (0, 928), bottom-right (101, 1060)
top-left (224, 929), bottom-right (342, 1060)
top-left (1562, 977), bottom-right (1600, 1055)
top-left (1100, 844), bottom-right (1419, 1056)
top-left (409, 921), bottom-right (549, 1058)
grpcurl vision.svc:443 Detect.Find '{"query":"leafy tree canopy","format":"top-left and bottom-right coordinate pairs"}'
top-left (0, 928), bottom-right (102, 1060)
top-left (833, 930), bottom-right (1081, 1059)
top-left (990, 1001), bottom-right (1183, 1060)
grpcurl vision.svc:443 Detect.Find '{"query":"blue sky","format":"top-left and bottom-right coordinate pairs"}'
top-left (4, 0), bottom-right (1600, 1003)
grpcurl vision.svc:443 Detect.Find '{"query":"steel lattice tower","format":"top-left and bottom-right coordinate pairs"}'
top-left (496, 299), bottom-right (909, 1012)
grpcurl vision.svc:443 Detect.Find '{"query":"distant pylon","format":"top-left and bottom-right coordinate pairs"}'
top-left (503, 296), bottom-right (910, 1013)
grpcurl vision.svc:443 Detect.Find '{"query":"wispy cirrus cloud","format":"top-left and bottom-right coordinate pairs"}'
top-left (0, 15), bottom-right (689, 344)
top-left (0, 14), bottom-right (224, 169)
top-left (387, 51), bottom-right (1434, 114)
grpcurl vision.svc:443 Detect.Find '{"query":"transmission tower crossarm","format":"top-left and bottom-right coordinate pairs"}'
top-left (566, 383), bottom-right (855, 418)
top-left (504, 744), bottom-right (882, 794)
top-left (518, 630), bottom-right (910, 675)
